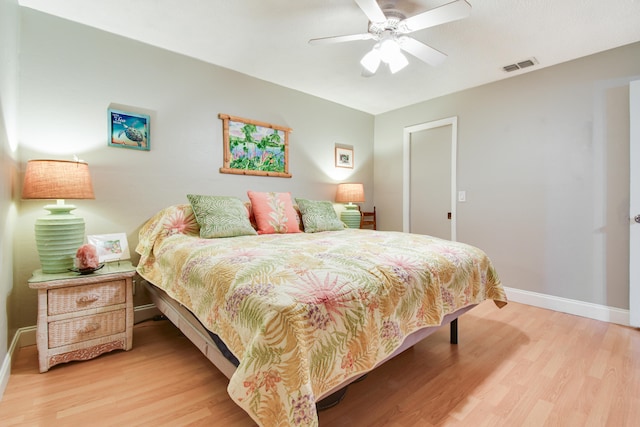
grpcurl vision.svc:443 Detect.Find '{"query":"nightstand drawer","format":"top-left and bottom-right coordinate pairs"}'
top-left (48, 280), bottom-right (126, 315)
top-left (48, 309), bottom-right (126, 348)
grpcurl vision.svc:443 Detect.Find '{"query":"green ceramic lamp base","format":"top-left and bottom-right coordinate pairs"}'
top-left (35, 202), bottom-right (85, 274)
top-left (340, 203), bottom-right (361, 229)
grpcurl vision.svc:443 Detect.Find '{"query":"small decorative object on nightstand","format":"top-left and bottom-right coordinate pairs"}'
top-left (335, 182), bottom-right (365, 228)
top-left (28, 261), bottom-right (136, 373)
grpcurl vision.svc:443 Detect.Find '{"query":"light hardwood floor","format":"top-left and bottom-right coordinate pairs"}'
top-left (1, 300), bottom-right (639, 426)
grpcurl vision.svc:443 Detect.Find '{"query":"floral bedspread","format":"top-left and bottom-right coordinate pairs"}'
top-left (136, 204), bottom-right (507, 426)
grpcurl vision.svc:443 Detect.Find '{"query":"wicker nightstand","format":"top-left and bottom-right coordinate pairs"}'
top-left (28, 261), bottom-right (136, 373)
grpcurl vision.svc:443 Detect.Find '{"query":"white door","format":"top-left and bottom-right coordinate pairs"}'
top-left (630, 80), bottom-right (640, 327)
top-left (403, 117), bottom-right (457, 241)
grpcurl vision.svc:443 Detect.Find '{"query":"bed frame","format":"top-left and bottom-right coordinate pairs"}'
top-left (145, 283), bottom-right (474, 402)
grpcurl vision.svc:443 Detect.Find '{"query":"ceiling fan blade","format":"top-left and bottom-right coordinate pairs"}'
top-left (309, 33), bottom-right (374, 45)
top-left (354, 0), bottom-right (386, 23)
top-left (399, 0), bottom-right (471, 33)
top-left (399, 37), bottom-right (447, 67)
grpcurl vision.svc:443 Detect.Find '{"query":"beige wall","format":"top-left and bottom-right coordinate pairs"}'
top-left (13, 9), bottom-right (374, 330)
top-left (374, 42), bottom-right (640, 309)
top-left (0, 0), bottom-right (20, 380)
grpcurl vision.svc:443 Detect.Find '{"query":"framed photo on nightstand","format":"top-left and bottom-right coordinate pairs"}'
top-left (88, 233), bottom-right (131, 262)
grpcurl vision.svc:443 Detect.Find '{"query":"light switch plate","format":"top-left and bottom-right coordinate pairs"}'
top-left (458, 191), bottom-right (466, 202)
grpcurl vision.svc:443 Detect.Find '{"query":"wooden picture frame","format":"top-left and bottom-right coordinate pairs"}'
top-left (87, 233), bottom-right (131, 262)
top-left (335, 146), bottom-right (354, 168)
top-left (108, 108), bottom-right (150, 151)
top-left (219, 114), bottom-right (292, 178)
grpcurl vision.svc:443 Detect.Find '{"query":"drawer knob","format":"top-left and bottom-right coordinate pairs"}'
top-left (78, 323), bottom-right (100, 334)
top-left (77, 294), bottom-right (100, 304)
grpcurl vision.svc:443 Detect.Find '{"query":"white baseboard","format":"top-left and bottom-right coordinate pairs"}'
top-left (0, 355), bottom-right (7, 400)
top-left (0, 357), bottom-right (7, 401)
top-left (134, 303), bottom-right (162, 324)
top-left (0, 325), bottom-right (36, 400)
top-left (504, 286), bottom-right (630, 326)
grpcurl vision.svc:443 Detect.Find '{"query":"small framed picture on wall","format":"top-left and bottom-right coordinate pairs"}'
top-left (108, 108), bottom-right (150, 151)
top-left (335, 146), bottom-right (354, 168)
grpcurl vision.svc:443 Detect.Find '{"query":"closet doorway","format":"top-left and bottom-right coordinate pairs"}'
top-left (403, 117), bottom-right (457, 241)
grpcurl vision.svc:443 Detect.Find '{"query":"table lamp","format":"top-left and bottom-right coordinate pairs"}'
top-left (22, 159), bottom-right (95, 273)
top-left (335, 183), bottom-right (365, 228)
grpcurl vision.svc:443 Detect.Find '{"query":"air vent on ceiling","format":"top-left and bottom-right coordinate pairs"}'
top-left (502, 57), bottom-right (538, 73)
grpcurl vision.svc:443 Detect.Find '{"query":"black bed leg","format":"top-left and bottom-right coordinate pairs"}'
top-left (450, 319), bottom-right (458, 344)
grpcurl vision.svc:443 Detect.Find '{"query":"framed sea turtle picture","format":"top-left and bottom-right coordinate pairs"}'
top-left (219, 113), bottom-right (292, 178)
top-left (108, 108), bottom-right (150, 151)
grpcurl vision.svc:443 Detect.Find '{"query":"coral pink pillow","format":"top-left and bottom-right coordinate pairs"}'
top-left (247, 191), bottom-right (301, 234)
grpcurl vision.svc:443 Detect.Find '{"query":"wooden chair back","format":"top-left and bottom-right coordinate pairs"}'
top-left (360, 206), bottom-right (376, 230)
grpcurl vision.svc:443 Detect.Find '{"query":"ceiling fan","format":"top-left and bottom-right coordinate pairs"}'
top-left (309, 0), bottom-right (471, 75)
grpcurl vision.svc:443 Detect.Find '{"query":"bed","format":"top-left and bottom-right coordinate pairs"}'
top-left (136, 197), bottom-right (507, 427)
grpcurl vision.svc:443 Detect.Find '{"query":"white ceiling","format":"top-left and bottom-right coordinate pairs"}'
top-left (18, 0), bottom-right (640, 115)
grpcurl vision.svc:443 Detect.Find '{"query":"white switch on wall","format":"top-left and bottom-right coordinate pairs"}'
top-left (458, 191), bottom-right (466, 202)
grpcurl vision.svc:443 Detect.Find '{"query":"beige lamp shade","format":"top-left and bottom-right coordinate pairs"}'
top-left (335, 183), bottom-right (365, 229)
top-left (22, 159), bottom-right (95, 273)
top-left (335, 183), bottom-right (365, 204)
top-left (22, 159), bottom-right (95, 200)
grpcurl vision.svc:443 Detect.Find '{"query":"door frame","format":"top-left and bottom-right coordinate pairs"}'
top-left (403, 116), bottom-right (458, 240)
top-left (630, 80), bottom-right (639, 327)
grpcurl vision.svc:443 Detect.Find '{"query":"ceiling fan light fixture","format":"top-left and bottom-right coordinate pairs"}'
top-left (388, 51), bottom-right (409, 73)
top-left (360, 47), bottom-right (381, 73)
top-left (375, 37), bottom-right (408, 74)
top-left (379, 38), bottom-right (408, 73)
top-left (379, 38), bottom-right (400, 63)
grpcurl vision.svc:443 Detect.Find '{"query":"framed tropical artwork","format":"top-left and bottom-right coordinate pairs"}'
top-left (219, 113), bottom-right (292, 178)
top-left (108, 108), bottom-right (150, 151)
